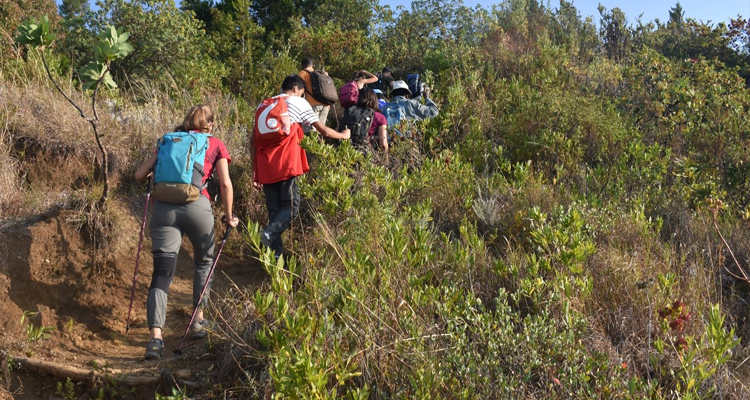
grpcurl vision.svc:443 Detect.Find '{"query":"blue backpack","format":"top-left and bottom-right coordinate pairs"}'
top-left (384, 99), bottom-right (407, 131)
top-left (153, 131), bottom-right (211, 204)
top-left (407, 73), bottom-right (422, 98)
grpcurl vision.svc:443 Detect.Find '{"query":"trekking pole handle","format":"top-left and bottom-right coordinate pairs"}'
top-left (221, 214), bottom-right (238, 228)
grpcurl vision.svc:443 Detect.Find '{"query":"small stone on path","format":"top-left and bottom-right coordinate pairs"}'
top-left (175, 369), bottom-right (191, 379)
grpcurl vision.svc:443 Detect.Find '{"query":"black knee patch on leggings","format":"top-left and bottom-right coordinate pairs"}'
top-left (150, 252), bottom-right (177, 292)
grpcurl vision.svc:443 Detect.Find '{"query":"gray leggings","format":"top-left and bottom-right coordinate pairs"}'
top-left (147, 196), bottom-right (215, 329)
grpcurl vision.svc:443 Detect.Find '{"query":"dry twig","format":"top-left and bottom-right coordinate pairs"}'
top-left (710, 206), bottom-right (750, 284)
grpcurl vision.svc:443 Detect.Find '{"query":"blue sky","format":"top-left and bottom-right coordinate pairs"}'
top-left (379, 0), bottom-right (750, 26)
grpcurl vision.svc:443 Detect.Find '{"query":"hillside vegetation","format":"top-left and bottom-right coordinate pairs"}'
top-left (3, 0), bottom-right (750, 398)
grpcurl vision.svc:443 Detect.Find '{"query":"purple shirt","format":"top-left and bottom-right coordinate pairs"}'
top-left (368, 111), bottom-right (387, 137)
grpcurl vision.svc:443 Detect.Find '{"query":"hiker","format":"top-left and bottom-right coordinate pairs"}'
top-left (359, 87), bottom-right (389, 152)
top-left (373, 88), bottom-right (387, 111)
top-left (336, 86), bottom-right (388, 153)
top-left (383, 80), bottom-right (438, 135)
top-left (377, 67), bottom-right (395, 96)
top-left (339, 70), bottom-right (379, 109)
top-left (298, 57), bottom-right (334, 135)
top-left (134, 104), bottom-right (239, 360)
top-left (251, 74), bottom-right (351, 258)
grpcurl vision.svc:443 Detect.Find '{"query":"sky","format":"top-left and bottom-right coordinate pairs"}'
top-left (378, 0), bottom-right (750, 26)
top-left (73, 0), bottom-right (749, 27)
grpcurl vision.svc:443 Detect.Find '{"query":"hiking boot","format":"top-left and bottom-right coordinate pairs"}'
top-left (190, 319), bottom-right (214, 339)
top-left (144, 338), bottom-right (164, 360)
top-left (260, 230), bottom-right (273, 248)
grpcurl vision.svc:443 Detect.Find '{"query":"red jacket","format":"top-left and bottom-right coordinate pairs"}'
top-left (254, 96), bottom-right (309, 184)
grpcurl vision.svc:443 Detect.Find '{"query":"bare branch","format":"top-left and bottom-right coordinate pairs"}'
top-left (91, 62), bottom-right (110, 122)
top-left (39, 48), bottom-right (88, 120)
top-left (712, 210), bottom-right (750, 283)
top-left (90, 121), bottom-right (110, 208)
top-left (88, 63), bottom-right (112, 208)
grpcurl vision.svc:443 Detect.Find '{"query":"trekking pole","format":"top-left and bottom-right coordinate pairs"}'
top-left (332, 105), bottom-right (340, 130)
top-left (125, 178), bottom-right (151, 336)
top-left (173, 226), bottom-right (233, 356)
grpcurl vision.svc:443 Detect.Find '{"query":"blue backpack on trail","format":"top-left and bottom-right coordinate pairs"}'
top-left (407, 73), bottom-right (422, 98)
top-left (153, 131), bottom-right (211, 204)
top-left (384, 100), bottom-right (405, 127)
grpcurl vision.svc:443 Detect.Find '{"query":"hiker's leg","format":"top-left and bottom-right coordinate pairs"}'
top-left (315, 105), bottom-right (330, 127)
top-left (146, 252), bottom-right (177, 337)
top-left (182, 196), bottom-right (216, 310)
top-left (275, 177), bottom-right (300, 255)
top-left (263, 182), bottom-right (281, 226)
top-left (147, 201), bottom-right (183, 338)
top-left (263, 182), bottom-right (285, 256)
top-left (263, 179), bottom-right (295, 256)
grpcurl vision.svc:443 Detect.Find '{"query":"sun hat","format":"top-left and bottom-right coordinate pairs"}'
top-left (390, 80), bottom-right (412, 97)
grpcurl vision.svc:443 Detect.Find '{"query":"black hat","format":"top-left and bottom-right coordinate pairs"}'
top-left (382, 67), bottom-right (394, 75)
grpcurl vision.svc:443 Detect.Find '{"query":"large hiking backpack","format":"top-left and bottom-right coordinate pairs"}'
top-left (153, 132), bottom-right (211, 204)
top-left (253, 94), bottom-right (291, 146)
top-left (339, 80), bottom-right (359, 108)
top-left (309, 71), bottom-right (338, 105)
top-left (407, 73), bottom-right (421, 98)
top-left (340, 106), bottom-right (375, 148)
top-left (384, 100), bottom-right (406, 128)
top-left (253, 95), bottom-right (309, 184)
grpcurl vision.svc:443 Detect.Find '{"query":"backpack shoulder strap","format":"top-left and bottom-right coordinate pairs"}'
top-left (365, 108), bottom-right (375, 132)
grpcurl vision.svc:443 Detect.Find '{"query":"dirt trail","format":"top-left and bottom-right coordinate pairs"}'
top-left (0, 208), bottom-right (265, 399)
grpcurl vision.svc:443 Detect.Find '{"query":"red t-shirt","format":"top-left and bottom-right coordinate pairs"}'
top-left (201, 136), bottom-right (231, 198)
top-left (368, 111), bottom-right (387, 137)
top-left (254, 104), bottom-right (309, 184)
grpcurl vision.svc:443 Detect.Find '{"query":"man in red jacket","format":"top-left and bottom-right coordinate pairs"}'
top-left (251, 74), bottom-right (350, 258)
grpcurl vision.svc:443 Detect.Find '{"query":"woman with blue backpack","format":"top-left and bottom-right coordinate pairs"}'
top-left (134, 104), bottom-right (239, 360)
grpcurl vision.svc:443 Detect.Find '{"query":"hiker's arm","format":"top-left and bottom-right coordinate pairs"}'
top-left (312, 121), bottom-right (351, 140)
top-left (135, 155), bottom-right (157, 181)
top-left (378, 125), bottom-right (388, 152)
top-left (215, 158), bottom-right (238, 227)
top-left (358, 70), bottom-right (379, 85)
top-left (410, 98), bottom-right (439, 120)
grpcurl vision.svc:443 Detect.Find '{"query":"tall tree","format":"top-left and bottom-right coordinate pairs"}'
top-left (668, 2), bottom-right (685, 27)
top-left (181, 0), bottom-right (215, 27)
top-left (550, 0), bottom-right (599, 61)
top-left (251, 0), bottom-right (301, 37)
top-left (598, 5), bottom-right (631, 61)
top-left (59, 0), bottom-right (88, 19)
top-left (86, 0), bottom-right (225, 92)
top-left (209, 0), bottom-right (265, 96)
top-left (380, 0), bottom-right (490, 73)
top-left (304, 0), bottom-right (378, 32)
top-left (59, 0), bottom-right (93, 68)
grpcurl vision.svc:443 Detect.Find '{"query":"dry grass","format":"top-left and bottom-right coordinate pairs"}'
top-left (583, 205), bottom-right (749, 395)
top-left (0, 66), bottom-right (250, 219)
top-left (0, 97), bottom-right (20, 215)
